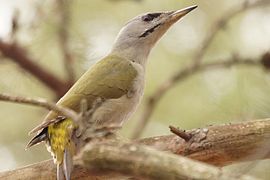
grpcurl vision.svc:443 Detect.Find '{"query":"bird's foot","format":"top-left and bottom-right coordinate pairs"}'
top-left (75, 98), bottom-right (104, 137)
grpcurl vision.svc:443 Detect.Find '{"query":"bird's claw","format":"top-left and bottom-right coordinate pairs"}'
top-left (74, 119), bottom-right (87, 137)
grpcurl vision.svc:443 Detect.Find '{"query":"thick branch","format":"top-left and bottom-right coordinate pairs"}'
top-left (78, 142), bottom-right (254, 180)
top-left (141, 118), bottom-right (270, 166)
top-left (0, 40), bottom-right (69, 97)
top-left (1, 119), bottom-right (269, 179)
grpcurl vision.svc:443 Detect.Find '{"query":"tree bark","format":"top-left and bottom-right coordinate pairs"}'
top-left (0, 119), bottom-right (269, 179)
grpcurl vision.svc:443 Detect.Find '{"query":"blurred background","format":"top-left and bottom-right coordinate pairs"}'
top-left (0, 0), bottom-right (270, 179)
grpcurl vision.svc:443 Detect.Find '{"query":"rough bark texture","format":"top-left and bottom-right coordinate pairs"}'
top-left (77, 142), bottom-right (254, 180)
top-left (141, 118), bottom-right (270, 166)
top-left (0, 119), bottom-right (269, 179)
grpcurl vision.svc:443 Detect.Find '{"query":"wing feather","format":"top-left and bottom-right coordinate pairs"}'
top-left (29, 55), bottom-right (137, 134)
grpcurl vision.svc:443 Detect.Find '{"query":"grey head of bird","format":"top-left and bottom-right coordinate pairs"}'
top-left (111, 5), bottom-right (197, 65)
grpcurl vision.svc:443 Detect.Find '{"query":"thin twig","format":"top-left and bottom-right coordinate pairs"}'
top-left (0, 93), bottom-right (79, 122)
top-left (131, 0), bottom-right (270, 138)
top-left (10, 9), bottom-right (19, 41)
top-left (169, 125), bottom-right (191, 142)
top-left (132, 56), bottom-right (261, 138)
top-left (57, 0), bottom-right (75, 84)
top-left (193, 0), bottom-right (270, 66)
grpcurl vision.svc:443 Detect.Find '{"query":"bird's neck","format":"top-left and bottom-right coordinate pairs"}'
top-left (110, 41), bottom-right (152, 66)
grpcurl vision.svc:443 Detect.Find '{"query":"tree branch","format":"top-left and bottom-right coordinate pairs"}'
top-left (0, 93), bottom-right (79, 123)
top-left (1, 118), bottom-right (269, 179)
top-left (131, 0), bottom-right (270, 139)
top-left (132, 55), bottom-right (262, 138)
top-left (0, 40), bottom-right (69, 98)
top-left (141, 118), bottom-right (270, 166)
top-left (193, 0), bottom-right (270, 66)
top-left (78, 142), bottom-right (255, 180)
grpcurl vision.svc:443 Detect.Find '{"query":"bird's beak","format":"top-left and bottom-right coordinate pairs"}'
top-left (165, 5), bottom-right (197, 24)
top-left (143, 5), bottom-right (197, 45)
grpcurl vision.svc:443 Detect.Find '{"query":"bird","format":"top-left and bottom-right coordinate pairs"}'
top-left (26, 5), bottom-right (197, 180)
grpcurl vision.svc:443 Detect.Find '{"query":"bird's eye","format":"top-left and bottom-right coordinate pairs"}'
top-left (142, 13), bottom-right (161, 22)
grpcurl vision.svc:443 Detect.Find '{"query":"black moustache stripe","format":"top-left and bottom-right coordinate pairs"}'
top-left (139, 23), bottom-right (161, 38)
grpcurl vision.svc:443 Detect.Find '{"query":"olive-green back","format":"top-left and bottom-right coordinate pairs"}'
top-left (58, 55), bottom-right (137, 110)
top-left (31, 55), bottom-right (137, 133)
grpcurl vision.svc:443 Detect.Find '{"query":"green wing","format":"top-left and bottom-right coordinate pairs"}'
top-left (30, 55), bottom-right (137, 134)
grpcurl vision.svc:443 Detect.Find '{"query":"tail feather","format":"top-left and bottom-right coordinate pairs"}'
top-left (26, 128), bottom-right (48, 149)
top-left (56, 148), bottom-right (73, 180)
top-left (63, 148), bottom-right (73, 180)
top-left (57, 163), bottom-right (65, 180)
top-left (27, 119), bottom-right (75, 180)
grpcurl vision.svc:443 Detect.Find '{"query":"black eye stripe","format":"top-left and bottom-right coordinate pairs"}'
top-left (139, 23), bottom-right (161, 38)
top-left (142, 13), bottom-right (162, 22)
